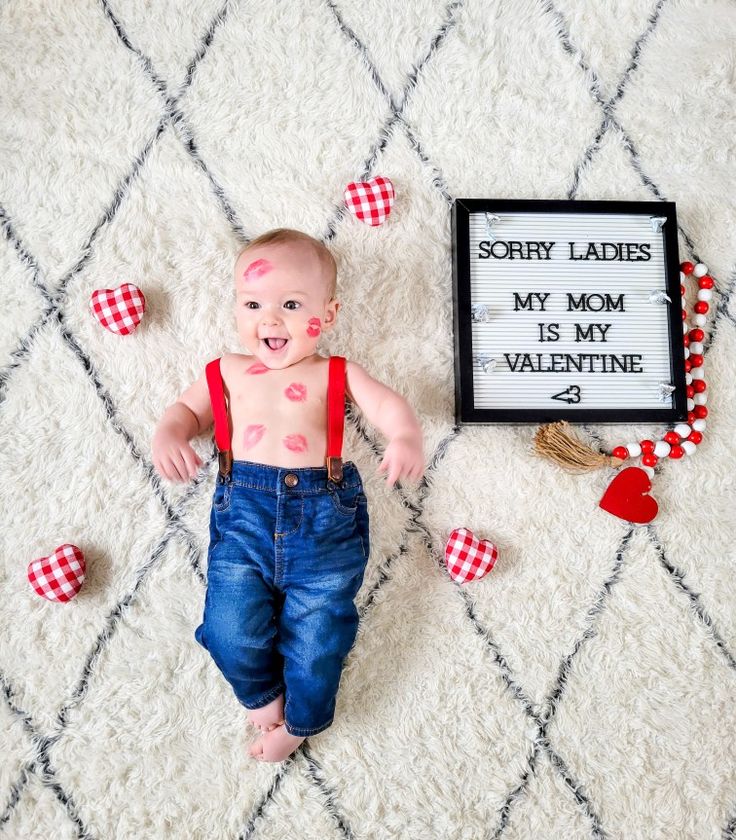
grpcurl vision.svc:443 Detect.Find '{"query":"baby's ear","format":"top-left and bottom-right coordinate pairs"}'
top-left (323, 300), bottom-right (340, 326)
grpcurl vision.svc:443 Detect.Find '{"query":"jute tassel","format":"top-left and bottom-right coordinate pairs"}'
top-left (533, 421), bottom-right (624, 473)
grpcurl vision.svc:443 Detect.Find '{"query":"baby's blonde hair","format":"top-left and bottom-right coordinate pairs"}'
top-left (236, 228), bottom-right (337, 300)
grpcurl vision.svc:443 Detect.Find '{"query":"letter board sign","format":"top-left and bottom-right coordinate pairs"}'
top-left (452, 198), bottom-right (687, 423)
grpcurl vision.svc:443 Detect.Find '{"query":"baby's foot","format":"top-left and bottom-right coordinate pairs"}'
top-left (247, 694), bottom-right (284, 732)
top-left (248, 723), bottom-right (305, 762)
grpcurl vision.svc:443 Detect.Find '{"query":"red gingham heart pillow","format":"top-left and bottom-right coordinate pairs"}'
top-left (27, 544), bottom-right (86, 602)
top-left (344, 176), bottom-right (395, 226)
top-left (90, 283), bottom-right (146, 335)
top-left (444, 528), bottom-right (498, 584)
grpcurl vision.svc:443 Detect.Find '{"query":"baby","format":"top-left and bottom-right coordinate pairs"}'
top-left (152, 228), bottom-right (424, 762)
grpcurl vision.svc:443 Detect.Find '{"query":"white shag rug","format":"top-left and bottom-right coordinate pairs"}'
top-left (1, 1), bottom-right (736, 838)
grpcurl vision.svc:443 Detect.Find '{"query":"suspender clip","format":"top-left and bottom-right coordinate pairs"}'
top-left (218, 449), bottom-right (233, 480)
top-left (326, 456), bottom-right (343, 484)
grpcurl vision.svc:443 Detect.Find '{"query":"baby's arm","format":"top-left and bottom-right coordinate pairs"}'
top-left (152, 370), bottom-right (214, 483)
top-left (345, 361), bottom-right (424, 487)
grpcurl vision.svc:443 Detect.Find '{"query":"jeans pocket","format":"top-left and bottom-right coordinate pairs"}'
top-left (328, 486), bottom-right (366, 517)
top-left (213, 480), bottom-right (233, 513)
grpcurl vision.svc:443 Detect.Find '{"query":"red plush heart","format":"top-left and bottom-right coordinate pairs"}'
top-left (445, 527), bottom-right (498, 584)
top-left (27, 544), bottom-right (86, 602)
top-left (599, 467), bottom-right (658, 524)
top-left (89, 283), bottom-right (146, 335)
top-left (344, 176), bottom-right (395, 226)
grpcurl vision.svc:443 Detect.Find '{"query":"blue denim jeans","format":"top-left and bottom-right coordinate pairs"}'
top-left (194, 459), bottom-right (370, 737)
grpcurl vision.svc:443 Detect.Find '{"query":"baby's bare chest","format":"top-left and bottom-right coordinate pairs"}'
top-left (225, 358), bottom-right (330, 464)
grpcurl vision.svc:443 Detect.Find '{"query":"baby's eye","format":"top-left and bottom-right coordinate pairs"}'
top-left (244, 302), bottom-right (259, 309)
top-left (284, 300), bottom-right (300, 310)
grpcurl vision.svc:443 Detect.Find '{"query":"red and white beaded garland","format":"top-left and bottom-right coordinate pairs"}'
top-left (609, 260), bottom-right (712, 478)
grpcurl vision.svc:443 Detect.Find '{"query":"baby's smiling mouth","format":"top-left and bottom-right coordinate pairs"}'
top-left (263, 337), bottom-right (288, 351)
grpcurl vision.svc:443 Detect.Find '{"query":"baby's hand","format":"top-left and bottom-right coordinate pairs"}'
top-left (377, 434), bottom-right (425, 488)
top-left (152, 428), bottom-right (203, 483)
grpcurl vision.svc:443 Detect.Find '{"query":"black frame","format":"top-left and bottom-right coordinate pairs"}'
top-left (451, 198), bottom-right (687, 424)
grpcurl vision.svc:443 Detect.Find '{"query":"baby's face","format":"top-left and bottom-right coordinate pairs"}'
top-left (233, 241), bottom-right (339, 369)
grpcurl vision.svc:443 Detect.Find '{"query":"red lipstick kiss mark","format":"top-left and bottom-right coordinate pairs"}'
top-left (243, 259), bottom-right (273, 282)
top-left (243, 424), bottom-right (266, 450)
top-left (284, 382), bottom-right (307, 402)
top-left (246, 362), bottom-right (270, 375)
top-left (283, 434), bottom-right (308, 453)
top-left (306, 318), bottom-right (321, 337)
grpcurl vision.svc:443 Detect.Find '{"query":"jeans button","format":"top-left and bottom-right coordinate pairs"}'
top-left (284, 473), bottom-right (299, 487)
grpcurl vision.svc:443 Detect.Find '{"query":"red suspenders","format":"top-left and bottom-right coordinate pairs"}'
top-left (205, 356), bottom-right (346, 483)
top-left (205, 358), bottom-right (233, 480)
top-left (326, 356), bottom-right (345, 483)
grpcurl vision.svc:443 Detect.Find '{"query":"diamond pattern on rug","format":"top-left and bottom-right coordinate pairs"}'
top-left (0, 326), bottom-right (168, 730)
top-left (572, 121), bottom-right (654, 203)
top-left (47, 540), bottom-right (276, 838)
top-left (101, 0), bottom-right (231, 91)
top-left (0, 700), bottom-right (32, 800)
top-left (0, 0), bottom-right (164, 278)
top-left (238, 763), bottom-right (350, 840)
top-left (502, 751), bottom-right (600, 840)
top-left (307, 536), bottom-right (534, 840)
top-left (1, 0), bottom-right (734, 836)
top-left (328, 0), bottom-right (458, 104)
top-left (653, 325), bottom-right (736, 653)
top-left (552, 0), bottom-right (667, 101)
top-left (328, 130), bottom-right (456, 421)
top-left (614, 0), bottom-right (736, 280)
top-left (57, 130), bottom-right (239, 488)
top-left (548, 529), bottom-right (736, 837)
top-left (424, 423), bottom-right (630, 703)
top-left (179, 0), bottom-right (391, 235)
top-left (0, 232), bottom-right (51, 366)
top-left (402, 0), bottom-right (603, 198)
top-left (0, 773), bottom-right (78, 840)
